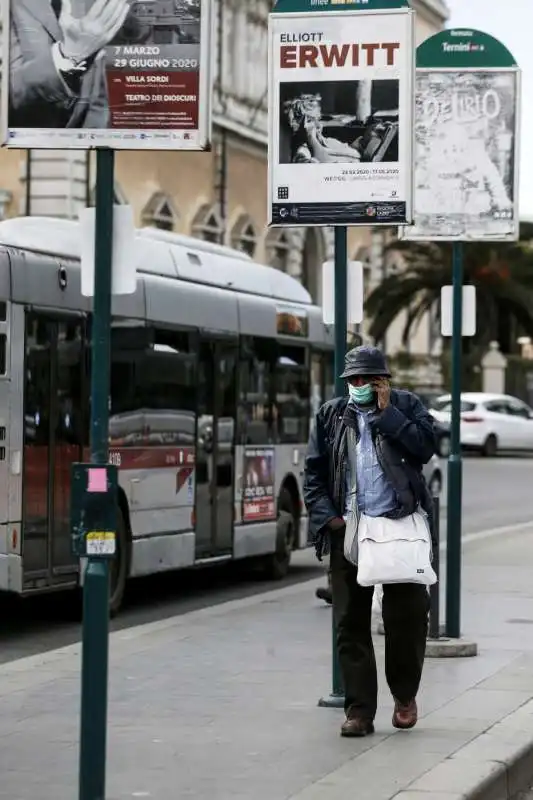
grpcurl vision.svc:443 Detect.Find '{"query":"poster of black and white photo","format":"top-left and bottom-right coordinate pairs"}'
top-left (401, 70), bottom-right (520, 241)
top-left (279, 80), bottom-right (399, 165)
top-left (3, 0), bottom-right (211, 151)
top-left (268, 7), bottom-right (415, 227)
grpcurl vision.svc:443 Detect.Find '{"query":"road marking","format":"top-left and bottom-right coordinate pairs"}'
top-left (441, 520), bottom-right (532, 551)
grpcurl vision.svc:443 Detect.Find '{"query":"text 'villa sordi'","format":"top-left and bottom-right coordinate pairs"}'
top-left (279, 35), bottom-right (400, 69)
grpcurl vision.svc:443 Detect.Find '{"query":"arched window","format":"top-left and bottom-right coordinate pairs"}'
top-left (266, 230), bottom-right (290, 272)
top-left (354, 246), bottom-right (370, 264)
top-left (89, 182), bottom-right (127, 206)
top-left (230, 216), bottom-right (257, 257)
top-left (142, 192), bottom-right (179, 231)
top-left (192, 205), bottom-right (223, 244)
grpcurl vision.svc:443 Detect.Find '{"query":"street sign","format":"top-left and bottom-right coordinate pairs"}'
top-left (80, 204), bottom-right (137, 297)
top-left (403, 29), bottom-right (521, 646)
top-left (400, 29), bottom-right (521, 242)
top-left (268, 0), bottom-right (415, 226)
top-left (2, 0), bottom-right (212, 151)
top-left (271, 0), bottom-right (413, 712)
top-left (440, 285), bottom-right (476, 337)
top-left (322, 260), bottom-right (364, 324)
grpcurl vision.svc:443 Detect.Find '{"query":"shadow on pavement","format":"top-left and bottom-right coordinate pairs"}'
top-left (0, 556), bottom-right (324, 664)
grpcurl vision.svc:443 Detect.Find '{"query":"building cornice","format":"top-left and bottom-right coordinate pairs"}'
top-left (414, 0), bottom-right (449, 23)
top-left (213, 114), bottom-right (268, 150)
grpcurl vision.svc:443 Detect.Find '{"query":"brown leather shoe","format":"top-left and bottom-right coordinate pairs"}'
top-left (341, 714), bottom-right (375, 738)
top-left (392, 698), bottom-right (418, 730)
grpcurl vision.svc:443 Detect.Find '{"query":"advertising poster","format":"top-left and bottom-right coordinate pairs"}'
top-left (401, 70), bottom-right (520, 241)
top-left (3, 0), bottom-right (212, 150)
top-left (242, 447), bottom-right (276, 523)
top-left (268, 8), bottom-right (415, 226)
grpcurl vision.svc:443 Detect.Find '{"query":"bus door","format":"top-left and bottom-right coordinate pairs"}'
top-left (23, 311), bottom-right (87, 586)
top-left (194, 337), bottom-right (238, 559)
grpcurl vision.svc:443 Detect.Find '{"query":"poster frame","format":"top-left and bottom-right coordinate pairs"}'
top-left (267, 6), bottom-right (416, 228)
top-left (400, 26), bottom-right (522, 243)
top-left (241, 446), bottom-right (276, 525)
top-left (1, 0), bottom-right (214, 151)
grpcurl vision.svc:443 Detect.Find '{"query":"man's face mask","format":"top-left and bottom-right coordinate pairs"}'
top-left (348, 382), bottom-right (375, 405)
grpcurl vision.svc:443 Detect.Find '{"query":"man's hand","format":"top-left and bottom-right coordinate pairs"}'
top-left (59, 0), bottom-right (130, 64)
top-left (373, 378), bottom-right (391, 410)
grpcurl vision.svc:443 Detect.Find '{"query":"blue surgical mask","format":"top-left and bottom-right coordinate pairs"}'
top-left (348, 383), bottom-right (375, 405)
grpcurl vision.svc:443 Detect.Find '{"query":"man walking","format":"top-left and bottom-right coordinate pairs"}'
top-left (304, 346), bottom-right (437, 737)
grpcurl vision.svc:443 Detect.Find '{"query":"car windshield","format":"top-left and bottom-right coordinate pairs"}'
top-left (417, 392), bottom-right (441, 409)
top-left (430, 397), bottom-right (452, 411)
top-left (432, 400), bottom-right (476, 414)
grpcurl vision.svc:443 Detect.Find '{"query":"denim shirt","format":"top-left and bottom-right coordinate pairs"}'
top-left (345, 404), bottom-right (398, 518)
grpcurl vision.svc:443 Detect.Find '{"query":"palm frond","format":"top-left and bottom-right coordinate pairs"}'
top-left (366, 235), bottom-right (533, 352)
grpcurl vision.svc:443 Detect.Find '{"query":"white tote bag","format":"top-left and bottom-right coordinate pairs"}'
top-left (356, 511), bottom-right (437, 588)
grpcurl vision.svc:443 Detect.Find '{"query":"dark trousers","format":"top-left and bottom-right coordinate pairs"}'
top-left (330, 533), bottom-right (430, 718)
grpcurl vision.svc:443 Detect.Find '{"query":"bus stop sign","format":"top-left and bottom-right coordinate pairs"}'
top-left (70, 463), bottom-right (118, 558)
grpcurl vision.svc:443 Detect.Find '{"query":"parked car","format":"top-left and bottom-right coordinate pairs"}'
top-left (429, 392), bottom-right (533, 456)
top-left (415, 392), bottom-right (451, 458)
top-left (433, 419), bottom-right (451, 458)
top-left (423, 453), bottom-right (442, 496)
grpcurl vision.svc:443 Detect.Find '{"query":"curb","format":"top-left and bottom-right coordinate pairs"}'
top-left (425, 637), bottom-right (478, 658)
top-left (395, 699), bottom-right (533, 799)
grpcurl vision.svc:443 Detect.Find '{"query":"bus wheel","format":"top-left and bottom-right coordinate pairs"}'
top-left (263, 489), bottom-right (296, 581)
top-left (109, 509), bottom-right (129, 617)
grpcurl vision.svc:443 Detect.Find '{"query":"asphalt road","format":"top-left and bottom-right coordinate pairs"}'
top-left (441, 454), bottom-right (533, 534)
top-left (0, 456), bottom-right (531, 665)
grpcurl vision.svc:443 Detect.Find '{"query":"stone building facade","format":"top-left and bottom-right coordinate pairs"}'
top-left (0, 0), bottom-right (449, 355)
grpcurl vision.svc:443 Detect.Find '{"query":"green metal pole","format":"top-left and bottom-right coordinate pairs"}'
top-left (445, 241), bottom-right (463, 639)
top-left (79, 148), bottom-right (115, 800)
top-left (318, 225), bottom-right (347, 709)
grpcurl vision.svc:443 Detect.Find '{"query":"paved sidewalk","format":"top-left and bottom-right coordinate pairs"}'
top-left (3, 528), bottom-right (533, 799)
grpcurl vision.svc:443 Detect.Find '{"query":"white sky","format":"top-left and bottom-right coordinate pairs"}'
top-left (445, 0), bottom-right (533, 220)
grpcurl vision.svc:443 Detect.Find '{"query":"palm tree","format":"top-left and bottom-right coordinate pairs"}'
top-left (365, 223), bottom-right (533, 353)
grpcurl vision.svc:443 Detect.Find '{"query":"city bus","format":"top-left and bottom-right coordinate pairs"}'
top-left (0, 216), bottom-right (333, 612)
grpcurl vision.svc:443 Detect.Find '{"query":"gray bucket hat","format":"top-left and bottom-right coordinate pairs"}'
top-left (340, 345), bottom-right (391, 379)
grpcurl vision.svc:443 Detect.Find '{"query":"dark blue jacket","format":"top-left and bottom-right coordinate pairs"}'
top-left (303, 389), bottom-right (438, 558)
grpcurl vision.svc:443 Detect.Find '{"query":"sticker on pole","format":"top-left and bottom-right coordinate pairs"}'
top-left (87, 468), bottom-right (108, 493)
top-left (86, 531), bottom-right (116, 557)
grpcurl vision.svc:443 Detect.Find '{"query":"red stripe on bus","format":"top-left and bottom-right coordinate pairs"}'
top-left (22, 445), bottom-right (196, 521)
top-left (176, 467), bottom-right (194, 494)
top-left (110, 447), bottom-right (196, 470)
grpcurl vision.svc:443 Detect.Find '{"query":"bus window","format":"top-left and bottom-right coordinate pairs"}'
top-left (238, 337), bottom-right (275, 446)
top-left (109, 327), bottom-right (197, 448)
top-left (274, 345), bottom-right (310, 444)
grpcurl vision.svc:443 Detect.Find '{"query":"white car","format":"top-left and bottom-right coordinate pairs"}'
top-left (429, 392), bottom-right (533, 456)
top-left (423, 453), bottom-right (442, 496)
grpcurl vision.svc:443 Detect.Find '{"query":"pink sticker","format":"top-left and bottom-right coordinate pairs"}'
top-left (87, 468), bottom-right (107, 493)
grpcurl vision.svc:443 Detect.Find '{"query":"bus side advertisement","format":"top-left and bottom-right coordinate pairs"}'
top-left (242, 447), bottom-right (276, 522)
